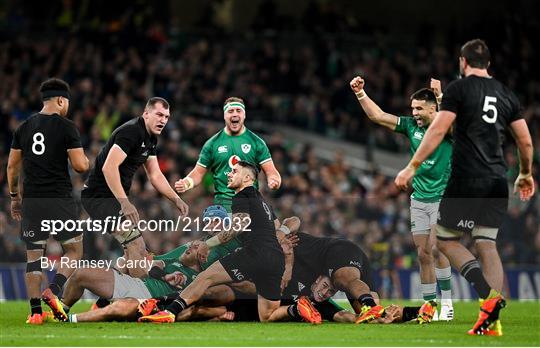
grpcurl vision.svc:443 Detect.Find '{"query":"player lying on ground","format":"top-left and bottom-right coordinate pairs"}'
top-left (212, 274), bottom-right (437, 324)
top-left (139, 161), bottom-right (289, 323)
top-left (53, 205), bottom-right (297, 322)
top-left (283, 229), bottom-right (384, 324)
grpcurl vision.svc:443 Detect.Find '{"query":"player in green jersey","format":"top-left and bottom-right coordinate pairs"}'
top-left (174, 97), bottom-right (281, 211)
top-left (350, 76), bottom-right (454, 320)
top-left (48, 206), bottom-right (240, 321)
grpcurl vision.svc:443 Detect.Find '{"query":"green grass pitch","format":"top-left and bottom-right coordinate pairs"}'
top-left (1, 300), bottom-right (539, 346)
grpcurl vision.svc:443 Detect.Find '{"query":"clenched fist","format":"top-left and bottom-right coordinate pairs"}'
top-left (430, 78), bottom-right (442, 98)
top-left (350, 76), bottom-right (365, 94)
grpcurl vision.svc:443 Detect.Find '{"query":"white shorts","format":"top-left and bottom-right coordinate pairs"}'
top-left (410, 199), bottom-right (440, 234)
top-left (112, 269), bottom-right (152, 299)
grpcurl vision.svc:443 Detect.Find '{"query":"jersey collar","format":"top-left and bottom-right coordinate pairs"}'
top-left (223, 126), bottom-right (246, 136)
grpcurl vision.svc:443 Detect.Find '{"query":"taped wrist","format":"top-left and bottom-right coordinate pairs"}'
top-left (184, 177), bottom-right (194, 190)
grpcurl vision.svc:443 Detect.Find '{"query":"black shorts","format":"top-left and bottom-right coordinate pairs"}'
top-left (438, 177), bottom-right (508, 233)
top-left (81, 189), bottom-right (123, 234)
top-left (21, 197), bottom-right (80, 243)
top-left (324, 241), bottom-right (374, 290)
top-left (226, 298), bottom-right (260, 322)
top-left (220, 248), bottom-right (285, 301)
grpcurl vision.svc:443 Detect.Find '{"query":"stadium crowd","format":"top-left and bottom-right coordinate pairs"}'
top-left (1, 1), bottom-right (538, 295)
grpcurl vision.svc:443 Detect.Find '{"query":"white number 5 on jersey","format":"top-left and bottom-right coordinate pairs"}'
top-left (482, 96), bottom-right (498, 124)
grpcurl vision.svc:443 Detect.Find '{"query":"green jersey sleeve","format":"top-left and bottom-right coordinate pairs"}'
top-left (197, 138), bottom-right (214, 168)
top-left (394, 116), bottom-right (414, 135)
top-left (255, 136), bottom-right (272, 165)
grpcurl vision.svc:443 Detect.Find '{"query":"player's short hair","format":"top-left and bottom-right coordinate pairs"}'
top-left (224, 97), bottom-right (244, 106)
top-left (145, 97), bottom-right (170, 110)
top-left (237, 160), bottom-right (259, 181)
top-left (461, 39), bottom-right (490, 69)
top-left (410, 88), bottom-right (437, 104)
top-left (40, 78), bottom-right (71, 101)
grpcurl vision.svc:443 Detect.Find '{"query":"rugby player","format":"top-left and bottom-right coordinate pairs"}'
top-left (175, 97), bottom-right (281, 211)
top-left (350, 76), bottom-right (454, 320)
top-left (139, 161), bottom-right (286, 323)
top-left (7, 78), bottom-right (89, 324)
top-left (81, 97), bottom-right (189, 280)
top-left (395, 39), bottom-right (535, 335)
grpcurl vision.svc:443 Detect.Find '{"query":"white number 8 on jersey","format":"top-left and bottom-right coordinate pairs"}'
top-left (32, 132), bottom-right (45, 155)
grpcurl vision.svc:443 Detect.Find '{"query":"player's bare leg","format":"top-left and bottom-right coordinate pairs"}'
top-left (199, 284), bottom-right (238, 307)
top-left (436, 225), bottom-right (505, 335)
top-left (413, 233), bottom-right (437, 305)
top-left (474, 228), bottom-right (503, 293)
top-left (175, 305), bottom-right (229, 322)
top-left (70, 298), bottom-right (139, 322)
top-left (257, 295), bottom-right (282, 322)
top-left (63, 268), bottom-right (115, 307)
top-left (122, 236), bottom-right (149, 278)
top-left (139, 260), bottom-right (233, 323)
top-left (57, 236), bottom-right (83, 279)
top-left (41, 236), bottom-right (84, 322)
top-left (331, 267), bottom-right (379, 315)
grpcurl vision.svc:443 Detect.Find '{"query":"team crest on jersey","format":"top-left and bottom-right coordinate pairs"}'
top-left (228, 155), bottom-right (241, 168)
top-left (298, 282), bottom-right (305, 292)
top-left (241, 143), bottom-right (251, 154)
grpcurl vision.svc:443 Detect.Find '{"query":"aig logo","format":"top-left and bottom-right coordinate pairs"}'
top-left (23, 230), bottom-right (35, 238)
top-left (458, 220), bottom-right (475, 229)
top-left (231, 268), bottom-right (244, 281)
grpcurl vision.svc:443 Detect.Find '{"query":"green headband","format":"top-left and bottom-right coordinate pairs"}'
top-left (223, 102), bottom-right (245, 112)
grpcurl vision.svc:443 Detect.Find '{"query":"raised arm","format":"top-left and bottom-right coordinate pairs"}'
top-left (509, 119), bottom-right (535, 200)
top-left (350, 76), bottom-right (399, 130)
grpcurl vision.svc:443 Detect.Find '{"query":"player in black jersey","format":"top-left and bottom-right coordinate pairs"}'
top-left (81, 97), bottom-right (189, 279)
top-left (7, 78), bottom-right (89, 324)
top-left (395, 39), bottom-right (534, 336)
top-left (139, 161), bottom-right (287, 323)
top-left (286, 232), bottom-right (384, 323)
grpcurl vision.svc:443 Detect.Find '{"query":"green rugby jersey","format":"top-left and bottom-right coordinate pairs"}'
top-left (395, 116), bottom-right (452, 202)
top-left (197, 127), bottom-right (272, 211)
top-left (144, 239), bottom-right (243, 297)
top-left (143, 257), bottom-right (199, 298)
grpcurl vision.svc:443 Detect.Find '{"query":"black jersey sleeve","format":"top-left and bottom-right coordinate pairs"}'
top-left (11, 125), bottom-right (22, 149)
top-left (64, 122), bottom-right (83, 149)
top-left (114, 124), bottom-right (142, 155)
top-left (508, 91), bottom-right (524, 123)
top-left (232, 190), bottom-right (250, 214)
top-left (440, 80), bottom-right (461, 114)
